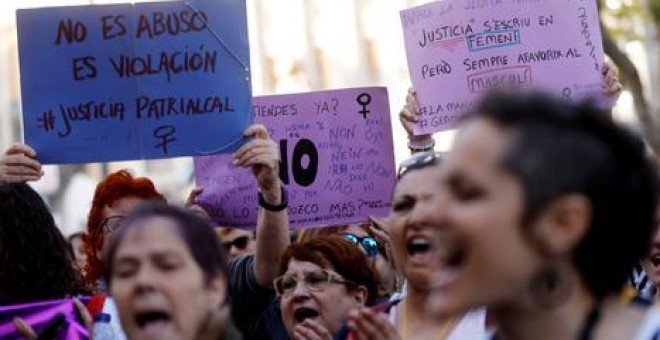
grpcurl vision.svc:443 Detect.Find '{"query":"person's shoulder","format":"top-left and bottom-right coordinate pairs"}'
top-left (603, 302), bottom-right (660, 340)
top-left (228, 254), bottom-right (254, 271)
top-left (633, 305), bottom-right (660, 340)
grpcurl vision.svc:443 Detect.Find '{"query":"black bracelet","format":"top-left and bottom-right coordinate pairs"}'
top-left (258, 185), bottom-right (288, 211)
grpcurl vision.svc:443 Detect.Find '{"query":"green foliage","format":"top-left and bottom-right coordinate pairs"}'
top-left (651, 1), bottom-right (660, 25)
top-left (600, 0), bottom-right (651, 41)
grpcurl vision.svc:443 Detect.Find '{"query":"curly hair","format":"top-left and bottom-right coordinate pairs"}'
top-left (83, 170), bottom-right (165, 287)
top-left (0, 183), bottom-right (89, 304)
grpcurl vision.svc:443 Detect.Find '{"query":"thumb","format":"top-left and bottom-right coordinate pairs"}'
top-left (243, 124), bottom-right (270, 140)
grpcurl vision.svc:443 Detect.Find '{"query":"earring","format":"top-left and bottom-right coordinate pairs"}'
top-left (529, 263), bottom-right (572, 309)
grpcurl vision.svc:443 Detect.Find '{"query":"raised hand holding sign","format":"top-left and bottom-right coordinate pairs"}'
top-left (17, 0), bottom-right (251, 164)
top-left (194, 87), bottom-right (395, 229)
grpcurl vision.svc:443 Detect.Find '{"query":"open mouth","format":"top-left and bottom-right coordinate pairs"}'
top-left (135, 310), bottom-right (171, 330)
top-left (433, 238), bottom-right (466, 287)
top-left (407, 237), bottom-right (432, 256)
top-left (651, 254), bottom-right (660, 267)
top-left (293, 307), bottom-right (320, 323)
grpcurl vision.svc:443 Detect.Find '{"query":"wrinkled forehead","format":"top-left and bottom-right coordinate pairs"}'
top-left (393, 166), bottom-right (443, 196)
top-left (115, 217), bottom-right (188, 256)
top-left (103, 196), bottom-right (147, 218)
top-left (285, 259), bottom-right (330, 275)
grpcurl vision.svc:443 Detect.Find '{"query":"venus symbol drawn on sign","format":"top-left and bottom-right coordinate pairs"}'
top-left (356, 93), bottom-right (372, 119)
top-left (154, 125), bottom-right (177, 154)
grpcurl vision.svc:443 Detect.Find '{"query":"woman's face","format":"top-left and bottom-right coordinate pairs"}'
top-left (640, 205), bottom-right (660, 291)
top-left (110, 216), bottom-right (226, 340)
top-left (100, 196), bottom-right (145, 253)
top-left (427, 118), bottom-right (542, 316)
top-left (389, 167), bottom-right (444, 290)
top-left (279, 259), bottom-right (366, 336)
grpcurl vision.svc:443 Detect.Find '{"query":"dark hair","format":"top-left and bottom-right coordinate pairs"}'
top-left (84, 169), bottom-right (166, 286)
top-left (278, 235), bottom-right (379, 305)
top-left (0, 184), bottom-right (89, 304)
top-left (465, 91), bottom-right (658, 300)
top-left (102, 202), bottom-right (228, 287)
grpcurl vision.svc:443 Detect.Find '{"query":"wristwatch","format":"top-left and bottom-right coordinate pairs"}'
top-left (258, 185), bottom-right (288, 212)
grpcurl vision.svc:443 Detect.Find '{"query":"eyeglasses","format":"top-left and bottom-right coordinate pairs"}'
top-left (396, 151), bottom-right (443, 179)
top-left (223, 235), bottom-right (251, 251)
top-left (273, 269), bottom-right (353, 297)
top-left (101, 215), bottom-right (125, 234)
top-left (342, 233), bottom-right (379, 257)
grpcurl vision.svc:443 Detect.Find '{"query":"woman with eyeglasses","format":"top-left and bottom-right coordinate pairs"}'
top-left (274, 235), bottom-right (378, 339)
top-left (347, 151), bottom-right (487, 340)
top-left (424, 92), bottom-right (660, 339)
top-left (296, 222), bottom-right (401, 303)
top-left (84, 169), bottom-right (167, 291)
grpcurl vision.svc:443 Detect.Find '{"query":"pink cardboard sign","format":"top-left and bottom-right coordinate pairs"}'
top-left (401, 0), bottom-right (606, 134)
top-left (194, 87), bottom-right (395, 229)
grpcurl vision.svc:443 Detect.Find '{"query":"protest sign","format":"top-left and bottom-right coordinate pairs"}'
top-left (401, 0), bottom-right (606, 134)
top-left (194, 87), bottom-right (395, 229)
top-left (16, 0), bottom-right (251, 164)
top-left (0, 299), bottom-right (89, 340)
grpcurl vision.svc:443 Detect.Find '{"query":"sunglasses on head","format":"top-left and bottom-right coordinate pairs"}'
top-left (342, 233), bottom-right (379, 257)
top-left (396, 151), bottom-right (443, 179)
top-left (223, 235), bottom-right (251, 251)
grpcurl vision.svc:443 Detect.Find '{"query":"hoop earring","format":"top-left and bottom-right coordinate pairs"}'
top-left (529, 264), bottom-right (572, 309)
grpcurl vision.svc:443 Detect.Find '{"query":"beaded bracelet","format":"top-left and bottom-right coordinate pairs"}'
top-left (407, 138), bottom-right (435, 151)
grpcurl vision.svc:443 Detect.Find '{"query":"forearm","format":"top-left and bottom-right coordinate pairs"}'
top-left (253, 182), bottom-right (290, 287)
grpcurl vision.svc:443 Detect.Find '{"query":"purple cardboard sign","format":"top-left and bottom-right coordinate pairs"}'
top-left (401, 0), bottom-right (606, 134)
top-left (194, 87), bottom-right (395, 229)
top-left (0, 299), bottom-right (89, 340)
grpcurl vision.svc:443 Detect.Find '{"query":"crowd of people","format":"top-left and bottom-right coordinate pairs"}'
top-left (1, 48), bottom-right (659, 340)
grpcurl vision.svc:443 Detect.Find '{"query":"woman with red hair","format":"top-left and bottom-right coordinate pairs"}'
top-left (82, 169), bottom-right (166, 290)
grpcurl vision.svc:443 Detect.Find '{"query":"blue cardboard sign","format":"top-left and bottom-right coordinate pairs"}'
top-left (16, 0), bottom-right (251, 164)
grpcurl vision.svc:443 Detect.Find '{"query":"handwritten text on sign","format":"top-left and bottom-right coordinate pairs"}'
top-left (401, 0), bottom-right (605, 134)
top-left (194, 87), bottom-right (395, 229)
top-left (17, 0), bottom-right (251, 164)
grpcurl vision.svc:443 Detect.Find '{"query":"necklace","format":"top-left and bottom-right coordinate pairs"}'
top-left (399, 298), bottom-right (460, 340)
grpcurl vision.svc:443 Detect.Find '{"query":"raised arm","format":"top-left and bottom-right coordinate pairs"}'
top-left (0, 143), bottom-right (43, 185)
top-left (399, 88), bottom-right (435, 155)
top-left (233, 124), bottom-right (290, 286)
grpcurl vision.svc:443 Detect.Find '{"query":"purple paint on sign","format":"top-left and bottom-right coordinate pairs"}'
top-left (0, 299), bottom-right (90, 340)
top-left (194, 87), bottom-right (395, 229)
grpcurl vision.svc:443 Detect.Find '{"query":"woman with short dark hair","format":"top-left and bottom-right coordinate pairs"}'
top-left (103, 203), bottom-right (241, 340)
top-left (428, 91), bottom-right (660, 339)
